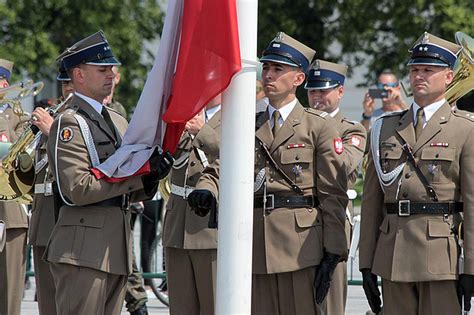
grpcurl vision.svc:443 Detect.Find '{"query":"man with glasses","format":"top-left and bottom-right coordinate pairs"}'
top-left (361, 70), bottom-right (408, 130)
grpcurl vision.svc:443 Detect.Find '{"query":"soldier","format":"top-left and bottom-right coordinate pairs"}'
top-left (45, 31), bottom-right (173, 314)
top-left (163, 95), bottom-right (221, 314)
top-left (305, 59), bottom-right (367, 314)
top-left (0, 58), bottom-right (29, 315)
top-left (360, 32), bottom-right (474, 314)
top-left (188, 32), bottom-right (349, 314)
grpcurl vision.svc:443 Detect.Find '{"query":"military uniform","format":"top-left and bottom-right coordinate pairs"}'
top-left (0, 58), bottom-right (28, 315)
top-left (47, 31), bottom-right (158, 315)
top-left (163, 110), bottom-right (220, 314)
top-left (305, 59), bottom-right (367, 314)
top-left (360, 33), bottom-right (470, 314)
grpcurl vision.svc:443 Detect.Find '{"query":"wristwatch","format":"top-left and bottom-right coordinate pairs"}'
top-left (362, 113), bottom-right (372, 120)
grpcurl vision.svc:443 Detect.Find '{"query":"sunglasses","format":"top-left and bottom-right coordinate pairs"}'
top-left (376, 82), bottom-right (399, 89)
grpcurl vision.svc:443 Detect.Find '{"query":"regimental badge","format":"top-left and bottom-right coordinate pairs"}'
top-left (421, 32), bottom-right (430, 44)
top-left (274, 32), bottom-right (283, 43)
top-left (0, 132), bottom-right (8, 142)
top-left (334, 138), bottom-right (343, 155)
top-left (351, 136), bottom-right (361, 147)
top-left (428, 163), bottom-right (440, 175)
top-left (292, 164), bottom-right (303, 177)
top-left (59, 127), bottom-right (74, 142)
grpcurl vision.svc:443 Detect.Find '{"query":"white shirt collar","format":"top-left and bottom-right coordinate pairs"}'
top-left (268, 98), bottom-right (297, 127)
top-left (206, 104), bottom-right (221, 121)
top-left (329, 107), bottom-right (340, 118)
top-left (412, 99), bottom-right (446, 126)
top-left (75, 92), bottom-right (104, 115)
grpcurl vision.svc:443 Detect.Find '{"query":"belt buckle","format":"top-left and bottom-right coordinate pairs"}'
top-left (398, 200), bottom-right (410, 216)
top-left (265, 194), bottom-right (275, 211)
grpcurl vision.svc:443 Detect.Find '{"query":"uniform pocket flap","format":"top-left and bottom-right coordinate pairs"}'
top-left (421, 148), bottom-right (455, 161)
top-left (294, 208), bottom-right (319, 228)
top-left (381, 148), bottom-right (403, 159)
top-left (428, 220), bottom-right (452, 237)
top-left (58, 210), bottom-right (105, 229)
top-left (281, 148), bottom-right (313, 164)
top-left (379, 217), bottom-right (389, 233)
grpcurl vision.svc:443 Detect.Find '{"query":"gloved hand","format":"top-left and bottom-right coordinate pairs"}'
top-left (361, 268), bottom-right (382, 313)
top-left (458, 274), bottom-right (474, 311)
top-left (314, 252), bottom-right (342, 304)
top-left (187, 189), bottom-right (216, 217)
top-left (148, 148), bottom-right (174, 180)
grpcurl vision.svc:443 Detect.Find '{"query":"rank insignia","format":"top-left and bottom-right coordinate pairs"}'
top-left (0, 132), bottom-right (8, 142)
top-left (292, 164), bottom-right (302, 176)
top-left (428, 163), bottom-right (440, 174)
top-left (287, 143), bottom-right (306, 149)
top-left (430, 143), bottom-right (449, 147)
top-left (59, 127), bottom-right (74, 142)
top-left (334, 138), bottom-right (343, 155)
top-left (351, 136), bottom-right (361, 147)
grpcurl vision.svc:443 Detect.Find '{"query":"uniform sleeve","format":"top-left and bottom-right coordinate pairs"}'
top-left (315, 119), bottom-right (349, 257)
top-left (341, 121), bottom-right (367, 176)
top-left (192, 124), bottom-right (220, 159)
top-left (195, 159), bottom-right (221, 199)
top-left (460, 126), bottom-right (474, 275)
top-left (359, 137), bottom-right (385, 270)
top-left (47, 113), bottom-right (144, 206)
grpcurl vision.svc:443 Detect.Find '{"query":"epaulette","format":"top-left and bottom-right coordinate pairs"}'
top-left (304, 108), bottom-right (328, 119)
top-left (106, 106), bottom-right (124, 116)
top-left (342, 117), bottom-right (359, 125)
top-left (375, 109), bottom-right (409, 121)
top-left (452, 108), bottom-right (474, 121)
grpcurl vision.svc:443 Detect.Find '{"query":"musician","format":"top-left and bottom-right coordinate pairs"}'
top-left (45, 31), bottom-right (172, 314)
top-left (0, 58), bottom-right (28, 315)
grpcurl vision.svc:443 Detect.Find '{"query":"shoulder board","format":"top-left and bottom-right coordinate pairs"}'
top-left (106, 106), bottom-right (124, 116)
top-left (304, 108), bottom-right (328, 119)
top-left (61, 108), bottom-right (78, 116)
top-left (452, 109), bottom-right (474, 121)
top-left (342, 117), bottom-right (359, 125)
top-left (376, 109), bottom-right (409, 121)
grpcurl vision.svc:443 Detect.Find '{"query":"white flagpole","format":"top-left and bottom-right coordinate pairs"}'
top-left (216, 0), bottom-right (258, 314)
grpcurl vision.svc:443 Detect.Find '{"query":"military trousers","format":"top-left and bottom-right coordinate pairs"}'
top-left (50, 263), bottom-right (127, 315)
top-left (125, 243), bottom-right (148, 312)
top-left (0, 227), bottom-right (27, 315)
top-left (33, 246), bottom-right (57, 315)
top-left (325, 261), bottom-right (347, 315)
top-left (251, 266), bottom-right (325, 315)
top-left (382, 278), bottom-right (460, 315)
top-left (166, 247), bottom-right (217, 315)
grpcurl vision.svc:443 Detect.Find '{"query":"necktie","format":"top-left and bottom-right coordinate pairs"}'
top-left (101, 106), bottom-right (117, 138)
top-left (272, 110), bottom-right (281, 136)
top-left (415, 108), bottom-right (424, 140)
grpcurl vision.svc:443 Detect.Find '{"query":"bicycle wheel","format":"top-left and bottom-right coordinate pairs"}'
top-left (148, 207), bottom-right (169, 306)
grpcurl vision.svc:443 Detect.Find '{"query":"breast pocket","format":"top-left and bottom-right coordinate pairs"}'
top-left (281, 147), bottom-right (313, 184)
top-left (420, 148), bottom-right (456, 183)
top-left (380, 147), bottom-right (403, 173)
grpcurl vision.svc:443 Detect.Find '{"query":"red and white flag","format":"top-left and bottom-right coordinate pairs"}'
top-left (94, 0), bottom-right (241, 180)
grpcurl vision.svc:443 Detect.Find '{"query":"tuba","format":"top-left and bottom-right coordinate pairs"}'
top-left (446, 32), bottom-right (474, 104)
top-left (0, 93), bottom-right (73, 203)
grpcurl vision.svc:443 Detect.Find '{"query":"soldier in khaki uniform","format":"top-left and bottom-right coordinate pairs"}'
top-left (46, 31), bottom-right (173, 315)
top-left (360, 32), bottom-right (474, 314)
top-left (305, 59), bottom-right (367, 314)
top-left (24, 66), bottom-right (72, 315)
top-left (188, 32), bottom-right (349, 314)
top-left (0, 58), bottom-right (29, 315)
top-left (163, 95), bottom-right (221, 314)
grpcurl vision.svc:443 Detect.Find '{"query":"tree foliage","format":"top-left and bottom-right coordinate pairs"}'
top-left (0, 0), bottom-right (163, 111)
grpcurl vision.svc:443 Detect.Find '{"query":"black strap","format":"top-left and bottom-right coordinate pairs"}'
top-left (101, 107), bottom-right (118, 139)
top-left (258, 141), bottom-right (303, 194)
top-left (254, 194), bottom-right (317, 210)
top-left (401, 143), bottom-right (439, 201)
top-left (386, 201), bottom-right (462, 215)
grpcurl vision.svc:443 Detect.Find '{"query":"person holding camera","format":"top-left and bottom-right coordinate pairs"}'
top-left (361, 70), bottom-right (408, 131)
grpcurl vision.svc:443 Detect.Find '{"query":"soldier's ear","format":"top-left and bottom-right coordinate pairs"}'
top-left (445, 69), bottom-right (454, 86)
top-left (294, 71), bottom-right (306, 87)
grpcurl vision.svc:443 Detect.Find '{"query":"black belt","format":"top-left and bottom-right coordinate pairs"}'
top-left (254, 194), bottom-right (317, 210)
top-left (92, 195), bottom-right (129, 210)
top-left (386, 201), bottom-right (463, 216)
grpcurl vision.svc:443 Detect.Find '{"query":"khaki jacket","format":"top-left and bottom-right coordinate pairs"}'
top-left (28, 136), bottom-right (56, 246)
top-left (46, 95), bottom-right (151, 275)
top-left (360, 103), bottom-right (474, 281)
top-left (163, 111), bottom-right (221, 249)
top-left (0, 111), bottom-right (28, 229)
top-left (198, 102), bottom-right (349, 274)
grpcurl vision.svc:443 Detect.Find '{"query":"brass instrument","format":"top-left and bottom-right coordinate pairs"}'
top-left (158, 175), bottom-right (171, 203)
top-left (0, 93), bottom-right (73, 203)
top-left (0, 80), bottom-right (45, 117)
top-left (446, 32), bottom-right (474, 104)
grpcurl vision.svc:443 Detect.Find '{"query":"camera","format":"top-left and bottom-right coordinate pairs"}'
top-left (368, 89), bottom-right (389, 99)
